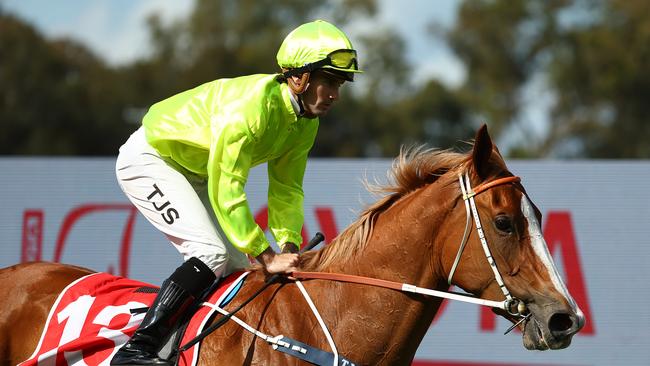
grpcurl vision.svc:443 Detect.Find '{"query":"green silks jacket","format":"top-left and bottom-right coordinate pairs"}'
top-left (142, 74), bottom-right (318, 257)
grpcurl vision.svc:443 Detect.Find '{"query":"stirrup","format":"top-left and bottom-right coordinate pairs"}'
top-left (111, 346), bottom-right (172, 366)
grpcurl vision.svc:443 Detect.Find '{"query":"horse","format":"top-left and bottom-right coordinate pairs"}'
top-left (0, 125), bottom-right (584, 365)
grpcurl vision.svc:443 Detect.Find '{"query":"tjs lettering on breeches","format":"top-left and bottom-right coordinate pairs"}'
top-left (147, 183), bottom-right (180, 225)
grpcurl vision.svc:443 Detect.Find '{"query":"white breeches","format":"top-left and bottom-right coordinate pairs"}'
top-left (115, 127), bottom-right (251, 277)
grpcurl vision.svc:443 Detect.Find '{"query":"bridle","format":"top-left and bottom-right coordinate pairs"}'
top-left (448, 173), bottom-right (528, 319)
top-left (292, 171), bottom-right (530, 327)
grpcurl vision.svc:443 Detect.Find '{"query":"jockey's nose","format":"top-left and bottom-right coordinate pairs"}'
top-left (329, 86), bottom-right (339, 101)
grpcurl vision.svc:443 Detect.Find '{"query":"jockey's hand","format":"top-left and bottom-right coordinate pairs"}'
top-left (256, 247), bottom-right (299, 274)
top-left (281, 242), bottom-right (299, 254)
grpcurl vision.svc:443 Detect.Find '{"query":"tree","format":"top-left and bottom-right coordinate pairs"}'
top-left (0, 13), bottom-right (132, 155)
top-left (445, 0), bottom-right (650, 158)
top-left (545, 0), bottom-right (650, 158)
top-left (444, 0), bottom-right (568, 142)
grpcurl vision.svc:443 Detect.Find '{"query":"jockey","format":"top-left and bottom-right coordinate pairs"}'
top-left (111, 20), bottom-right (361, 365)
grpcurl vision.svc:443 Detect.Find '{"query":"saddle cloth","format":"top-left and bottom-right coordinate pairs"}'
top-left (19, 271), bottom-right (249, 366)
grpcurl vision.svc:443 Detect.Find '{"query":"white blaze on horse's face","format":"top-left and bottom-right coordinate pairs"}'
top-left (521, 195), bottom-right (584, 320)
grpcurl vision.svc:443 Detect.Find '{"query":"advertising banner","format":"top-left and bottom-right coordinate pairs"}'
top-left (1, 158), bottom-right (646, 365)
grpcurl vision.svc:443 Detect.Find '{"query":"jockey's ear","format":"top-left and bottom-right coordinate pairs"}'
top-left (472, 124), bottom-right (493, 180)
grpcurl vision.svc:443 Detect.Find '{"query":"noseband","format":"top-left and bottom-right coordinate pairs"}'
top-left (448, 173), bottom-right (528, 318)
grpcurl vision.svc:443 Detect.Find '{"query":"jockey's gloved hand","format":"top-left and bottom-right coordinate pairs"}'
top-left (281, 242), bottom-right (299, 254)
top-left (256, 246), bottom-right (299, 274)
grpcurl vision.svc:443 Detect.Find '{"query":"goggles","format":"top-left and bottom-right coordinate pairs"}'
top-left (323, 49), bottom-right (358, 70)
top-left (283, 49), bottom-right (358, 78)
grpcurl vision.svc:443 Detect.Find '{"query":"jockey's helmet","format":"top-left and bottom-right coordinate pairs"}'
top-left (277, 20), bottom-right (362, 94)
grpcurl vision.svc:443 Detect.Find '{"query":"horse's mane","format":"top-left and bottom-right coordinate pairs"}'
top-left (301, 146), bottom-right (472, 271)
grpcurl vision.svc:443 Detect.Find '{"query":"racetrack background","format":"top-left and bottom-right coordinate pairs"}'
top-left (0, 158), bottom-right (646, 365)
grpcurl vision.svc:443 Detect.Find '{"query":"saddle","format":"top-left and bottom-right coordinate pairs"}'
top-left (19, 271), bottom-right (249, 366)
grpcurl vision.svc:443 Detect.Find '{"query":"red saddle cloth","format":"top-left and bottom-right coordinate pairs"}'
top-left (20, 271), bottom-right (249, 366)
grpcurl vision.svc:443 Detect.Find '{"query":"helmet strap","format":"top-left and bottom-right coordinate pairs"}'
top-left (283, 69), bottom-right (311, 95)
top-left (296, 94), bottom-right (306, 116)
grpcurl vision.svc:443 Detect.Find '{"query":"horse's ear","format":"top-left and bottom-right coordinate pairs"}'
top-left (472, 124), bottom-right (493, 180)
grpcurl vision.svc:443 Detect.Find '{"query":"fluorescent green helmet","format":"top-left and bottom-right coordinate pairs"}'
top-left (277, 20), bottom-right (362, 85)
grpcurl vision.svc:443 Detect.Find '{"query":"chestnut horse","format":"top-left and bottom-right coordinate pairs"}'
top-left (0, 125), bottom-right (584, 365)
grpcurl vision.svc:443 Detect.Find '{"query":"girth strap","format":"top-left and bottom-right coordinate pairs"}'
top-left (272, 336), bottom-right (357, 366)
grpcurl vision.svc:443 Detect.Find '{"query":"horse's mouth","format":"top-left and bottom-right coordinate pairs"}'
top-left (522, 316), bottom-right (549, 350)
top-left (521, 314), bottom-right (572, 350)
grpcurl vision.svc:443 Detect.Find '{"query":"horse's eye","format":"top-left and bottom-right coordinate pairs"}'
top-left (494, 215), bottom-right (513, 233)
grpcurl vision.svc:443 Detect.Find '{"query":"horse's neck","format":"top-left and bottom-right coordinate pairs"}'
top-left (319, 182), bottom-right (456, 363)
top-left (335, 181), bottom-right (455, 285)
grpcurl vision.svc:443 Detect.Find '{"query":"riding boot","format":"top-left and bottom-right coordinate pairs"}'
top-left (111, 257), bottom-right (216, 366)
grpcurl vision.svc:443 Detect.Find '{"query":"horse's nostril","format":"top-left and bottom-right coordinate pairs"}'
top-left (548, 312), bottom-right (576, 337)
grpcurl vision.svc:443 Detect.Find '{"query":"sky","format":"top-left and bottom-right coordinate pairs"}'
top-left (1, 0), bottom-right (465, 87)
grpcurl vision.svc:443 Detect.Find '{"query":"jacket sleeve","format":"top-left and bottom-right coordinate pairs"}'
top-left (267, 120), bottom-right (319, 246)
top-left (207, 119), bottom-right (269, 257)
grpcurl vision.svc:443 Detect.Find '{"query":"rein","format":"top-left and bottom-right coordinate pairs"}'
top-left (290, 271), bottom-right (508, 310)
top-left (292, 173), bottom-right (529, 318)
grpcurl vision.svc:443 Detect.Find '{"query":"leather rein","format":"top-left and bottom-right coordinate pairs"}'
top-left (291, 173), bottom-right (529, 319)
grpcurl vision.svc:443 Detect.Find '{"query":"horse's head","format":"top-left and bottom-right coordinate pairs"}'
top-left (439, 125), bottom-right (585, 350)
top-left (301, 124), bottom-right (584, 355)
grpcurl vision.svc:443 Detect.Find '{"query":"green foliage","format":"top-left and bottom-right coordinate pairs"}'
top-left (0, 13), bottom-right (132, 155)
top-left (447, 0), bottom-right (568, 137)
top-left (447, 0), bottom-right (650, 158)
top-left (546, 0), bottom-right (650, 157)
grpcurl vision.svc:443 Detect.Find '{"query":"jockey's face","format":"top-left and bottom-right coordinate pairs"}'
top-left (301, 70), bottom-right (345, 119)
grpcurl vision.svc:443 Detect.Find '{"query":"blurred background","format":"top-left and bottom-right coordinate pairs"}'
top-left (3, 0), bottom-right (649, 159)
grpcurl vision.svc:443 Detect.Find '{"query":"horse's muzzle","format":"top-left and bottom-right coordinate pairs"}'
top-left (523, 305), bottom-right (585, 350)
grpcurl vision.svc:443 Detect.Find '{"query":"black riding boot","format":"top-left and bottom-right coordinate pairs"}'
top-left (111, 257), bottom-right (216, 366)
